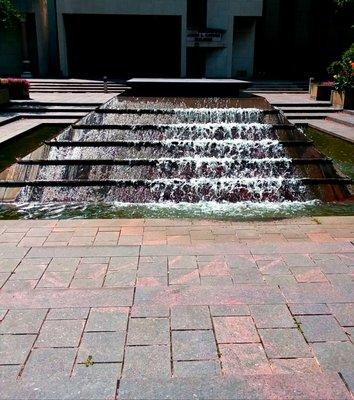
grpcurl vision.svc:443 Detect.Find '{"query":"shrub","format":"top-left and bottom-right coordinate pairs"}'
top-left (0, 0), bottom-right (22, 29)
top-left (328, 44), bottom-right (354, 91)
top-left (0, 78), bottom-right (30, 99)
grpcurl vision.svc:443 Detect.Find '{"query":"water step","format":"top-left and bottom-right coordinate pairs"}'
top-left (94, 109), bottom-right (280, 115)
top-left (0, 177), bottom-right (351, 187)
top-left (72, 123), bottom-right (296, 130)
top-left (45, 140), bottom-right (314, 147)
top-left (17, 158), bottom-right (332, 166)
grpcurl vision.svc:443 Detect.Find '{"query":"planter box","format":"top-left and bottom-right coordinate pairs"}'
top-left (331, 90), bottom-right (354, 110)
top-left (0, 89), bottom-right (9, 105)
top-left (310, 83), bottom-right (333, 101)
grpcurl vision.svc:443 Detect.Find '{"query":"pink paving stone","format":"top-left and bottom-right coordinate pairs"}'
top-left (213, 316), bottom-right (260, 344)
top-left (220, 343), bottom-right (272, 375)
top-left (291, 267), bottom-right (328, 283)
top-left (136, 276), bottom-right (167, 286)
top-left (169, 269), bottom-right (200, 285)
top-left (270, 358), bottom-right (322, 374)
top-left (198, 260), bottom-right (230, 276)
top-left (307, 233), bottom-right (334, 242)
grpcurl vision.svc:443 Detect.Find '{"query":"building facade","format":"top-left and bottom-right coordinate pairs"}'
top-left (0, 0), bottom-right (352, 79)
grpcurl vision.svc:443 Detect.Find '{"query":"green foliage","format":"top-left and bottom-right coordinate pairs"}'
top-left (0, 0), bottom-right (22, 29)
top-left (334, 0), bottom-right (354, 6)
top-left (328, 44), bottom-right (354, 91)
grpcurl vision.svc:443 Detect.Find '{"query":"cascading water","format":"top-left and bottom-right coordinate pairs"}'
top-left (16, 105), bottom-right (310, 205)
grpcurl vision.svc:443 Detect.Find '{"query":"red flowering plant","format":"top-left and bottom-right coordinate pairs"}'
top-left (328, 44), bottom-right (354, 91)
top-left (0, 78), bottom-right (30, 99)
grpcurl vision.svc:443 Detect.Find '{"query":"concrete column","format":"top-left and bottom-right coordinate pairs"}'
top-left (180, 14), bottom-right (187, 77)
top-left (205, 11), bottom-right (233, 77)
top-left (34, 0), bottom-right (50, 76)
top-left (57, 13), bottom-right (68, 77)
top-left (232, 18), bottom-right (256, 78)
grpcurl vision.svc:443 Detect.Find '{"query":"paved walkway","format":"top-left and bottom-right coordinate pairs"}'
top-left (0, 216), bottom-right (353, 399)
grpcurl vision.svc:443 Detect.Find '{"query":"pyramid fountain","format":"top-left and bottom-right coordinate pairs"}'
top-left (0, 89), bottom-right (351, 216)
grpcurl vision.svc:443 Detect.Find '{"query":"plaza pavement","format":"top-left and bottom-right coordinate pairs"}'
top-left (0, 216), bottom-right (353, 399)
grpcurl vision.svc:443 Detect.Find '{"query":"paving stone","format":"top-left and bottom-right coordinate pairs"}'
top-left (109, 256), bottom-right (139, 271)
top-left (259, 329), bottom-right (312, 358)
top-left (225, 254), bottom-right (257, 269)
top-left (312, 342), bottom-right (354, 371)
top-left (127, 318), bottom-right (169, 345)
top-left (2, 279), bottom-right (37, 291)
top-left (198, 260), bottom-right (229, 277)
top-left (250, 304), bottom-right (295, 328)
top-left (0, 273), bottom-right (10, 287)
top-left (37, 271), bottom-right (73, 288)
top-left (78, 332), bottom-right (125, 363)
top-left (171, 305), bottom-right (211, 330)
top-left (85, 307), bottom-right (129, 332)
top-left (213, 316), bottom-right (259, 344)
top-left (0, 334), bottom-right (36, 364)
top-left (123, 345), bottom-right (171, 378)
top-left (172, 330), bottom-right (217, 360)
top-left (289, 303), bottom-right (330, 315)
top-left (74, 263), bottom-right (107, 280)
top-left (173, 360), bottom-right (221, 377)
top-left (0, 245), bottom-right (28, 259)
top-left (118, 373), bottom-right (352, 400)
top-left (0, 309), bottom-right (7, 320)
top-left (0, 259), bottom-right (21, 273)
top-left (0, 365), bottom-right (21, 380)
top-left (169, 269), bottom-right (200, 285)
top-left (280, 283), bottom-right (351, 303)
top-left (21, 347), bottom-right (76, 379)
top-left (131, 305), bottom-right (169, 318)
top-left (137, 276), bottom-right (167, 286)
top-left (47, 258), bottom-right (80, 272)
top-left (210, 305), bottom-right (250, 316)
top-left (138, 262), bottom-right (167, 277)
top-left (135, 285), bottom-right (284, 306)
top-left (298, 315), bottom-right (348, 342)
top-left (264, 275), bottom-right (297, 286)
top-left (340, 370), bottom-right (354, 395)
top-left (329, 303), bottom-right (354, 326)
top-left (27, 245), bottom-right (139, 258)
top-left (0, 288), bottom-right (134, 308)
top-left (71, 277), bottom-right (105, 288)
top-left (291, 267), bottom-right (328, 283)
top-left (231, 271), bottom-right (265, 284)
top-left (270, 358), bottom-right (322, 374)
top-left (283, 254), bottom-right (315, 267)
top-left (257, 259), bottom-right (290, 275)
top-left (47, 308), bottom-right (89, 320)
top-left (104, 270), bottom-right (136, 287)
top-left (220, 343), bottom-right (272, 375)
top-left (201, 276), bottom-right (234, 286)
top-left (12, 262), bottom-right (47, 280)
top-left (168, 256), bottom-right (197, 269)
top-left (72, 362), bottom-right (122, 381)
top-left (36, 319), bottom-right (85, 347)
top-left (315, 262), bottom-right (350, 274)
top-left (0, 309), bottom-right (47, 334)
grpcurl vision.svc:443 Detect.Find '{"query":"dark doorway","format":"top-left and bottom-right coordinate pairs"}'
top-left (64, 14), bottom-right (181, 78)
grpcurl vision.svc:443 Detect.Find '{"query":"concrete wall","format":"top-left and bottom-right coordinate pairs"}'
top-left (206, 0), bottom-right (262, 77)
top-left (55, 0), bottom-right (188, 77)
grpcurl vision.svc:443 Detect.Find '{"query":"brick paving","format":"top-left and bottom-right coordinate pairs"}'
top-left (0, 216), bottom-right (353, 399)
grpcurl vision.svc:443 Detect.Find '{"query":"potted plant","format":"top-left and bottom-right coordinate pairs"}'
top-left (310, 81), bottom-right (334, 101)
top-left (328, 44), bottom-right (354, 109)
top-left (0, 78), bottom-right (30, 99)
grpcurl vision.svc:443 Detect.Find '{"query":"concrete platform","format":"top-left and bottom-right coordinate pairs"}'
top-left (0, 216), bottom-right (353, 399)
top-left (127, 78), bottom-right (251, 96)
